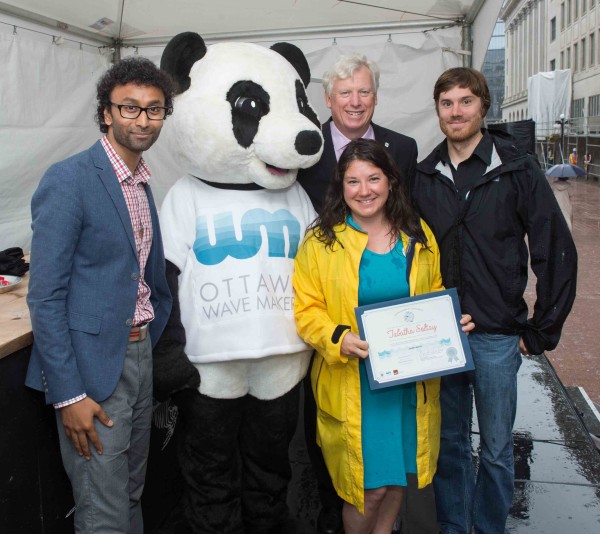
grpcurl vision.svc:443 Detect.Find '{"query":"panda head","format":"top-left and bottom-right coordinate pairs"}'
top-left (161, 32), bottom-right (323, 189)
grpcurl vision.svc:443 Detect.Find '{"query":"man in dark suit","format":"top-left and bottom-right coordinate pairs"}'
top-left (298, 54), bottom-right (417, 213)
top-left (26, 57), bottom-right (173, 533)
top-left (298, 54), bottom-right (421, 534)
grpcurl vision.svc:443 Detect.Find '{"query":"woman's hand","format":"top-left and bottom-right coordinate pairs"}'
top-left (340, 332), bottom-right (369, 359)
top-left (460, 314), bottom-right (475, 335)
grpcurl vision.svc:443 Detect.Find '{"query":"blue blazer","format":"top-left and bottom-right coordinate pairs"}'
top-left (26, 140), bottom-right (172, 404)
top-left (297, 118), bottom-right (418, 213)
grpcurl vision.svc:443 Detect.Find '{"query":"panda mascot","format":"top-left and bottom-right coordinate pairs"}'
top-left (155, 32), bottom-right (323, 533)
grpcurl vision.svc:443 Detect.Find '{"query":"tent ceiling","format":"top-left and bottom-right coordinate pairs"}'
top-left (0, 0), bottom-right (484, 45)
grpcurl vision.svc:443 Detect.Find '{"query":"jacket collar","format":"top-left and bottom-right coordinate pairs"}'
top-left (336, 218), bottom-right (418, 261)
top-left (419, 129), bottom-right (525, 178)
top-left (434, 141), bottom-right (504, 181)
top-left (91, 140), bottom-right (139, 258)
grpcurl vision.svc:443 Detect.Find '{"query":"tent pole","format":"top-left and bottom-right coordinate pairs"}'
top-left (462, 23), bottom-right (473, 68)
top-left (124, 19), bottom-right (459, 47)
top-left (112, 40), bottom-right (122, 63)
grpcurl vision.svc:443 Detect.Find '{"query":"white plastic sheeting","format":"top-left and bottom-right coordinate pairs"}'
top-left (527, 69), bottom-right (572, 138)
top-left (0, 32), bottom-right (109, 251)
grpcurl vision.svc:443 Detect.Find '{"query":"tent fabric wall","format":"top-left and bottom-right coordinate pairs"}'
top-left (0, 31), bottom-right (109, 251)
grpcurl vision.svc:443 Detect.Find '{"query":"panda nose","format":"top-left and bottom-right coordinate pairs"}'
top-left (295, 130), bottom-right (322, 156)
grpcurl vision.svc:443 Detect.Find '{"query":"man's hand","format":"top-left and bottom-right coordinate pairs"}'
top-left (519, 336), bottom-right (531, 356)
top-left (60, 397), bottom-right (113, 460)
top-left (340, 332), bottom-right (369, 360)
top-left (460, 314), bottom-right (475, 334)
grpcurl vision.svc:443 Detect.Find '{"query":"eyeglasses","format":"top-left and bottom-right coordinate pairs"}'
top-left (110, 103), bottom-right (171, 120)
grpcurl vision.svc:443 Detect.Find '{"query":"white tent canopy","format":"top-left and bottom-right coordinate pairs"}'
top-left (1, 1), bottom-right (494, 49)
top-left (0, 0), bottom-right (503, 250)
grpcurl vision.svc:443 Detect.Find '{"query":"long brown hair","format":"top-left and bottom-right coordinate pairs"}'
top-left (309, 138), bottom-right (427, 249)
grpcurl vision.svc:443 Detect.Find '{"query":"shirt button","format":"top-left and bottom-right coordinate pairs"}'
top-left (131, 273), bottom-right (139, 280)
top-left (126, 319), bottom-right (132, 326)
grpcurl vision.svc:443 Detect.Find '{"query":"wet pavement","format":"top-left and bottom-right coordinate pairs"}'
top-left (141, 350), bottom-right (600, 533)
top-left (525, 177), bottom-right (600, 404)
top-left (484, 354), bottom-right (600, 532)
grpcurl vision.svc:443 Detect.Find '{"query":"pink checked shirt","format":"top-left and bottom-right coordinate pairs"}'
top-left (101, 136), bottom-right (155, 326)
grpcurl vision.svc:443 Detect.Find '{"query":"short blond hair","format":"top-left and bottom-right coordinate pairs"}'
top-left (322, 54), bottom-right (380, 96)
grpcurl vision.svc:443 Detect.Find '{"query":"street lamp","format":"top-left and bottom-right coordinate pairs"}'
top-left (554, 113), bottom-right (567, 163)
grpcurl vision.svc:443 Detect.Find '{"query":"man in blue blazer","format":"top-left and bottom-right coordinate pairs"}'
top-left (26, 57), bottom-right (173, 533)
top-left (297, 54), bottom-right (422, 534)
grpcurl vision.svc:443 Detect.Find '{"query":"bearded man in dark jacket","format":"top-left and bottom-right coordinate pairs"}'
top-left (413, 67), bottom-right (577, 534)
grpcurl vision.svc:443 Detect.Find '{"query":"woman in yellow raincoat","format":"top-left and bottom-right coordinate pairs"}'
top-left (293, 139), bottom-right (473, 534)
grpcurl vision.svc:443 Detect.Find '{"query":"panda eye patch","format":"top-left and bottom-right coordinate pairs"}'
top-left (234, 96), bottom-right (262, 118)
top-left (227, 81), bottom-right (270, 149)
top-left (295, 79), bottom-right (319, 128)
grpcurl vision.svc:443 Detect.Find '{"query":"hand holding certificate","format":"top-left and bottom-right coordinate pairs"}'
top-left (355, 288), bottom-right (474, 390)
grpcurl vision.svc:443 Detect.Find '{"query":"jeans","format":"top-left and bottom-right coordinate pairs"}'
top-left (434, 332), bottom-right (522, 534)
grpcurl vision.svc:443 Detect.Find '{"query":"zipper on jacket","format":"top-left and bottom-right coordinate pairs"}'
top-left (315, 357), bottom-right (325, 387)
top-left (404, 236), bottom-right (416, 287)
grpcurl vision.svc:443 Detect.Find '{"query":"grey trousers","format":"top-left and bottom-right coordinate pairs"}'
top-left (56, 335), bottom-right (153, 534)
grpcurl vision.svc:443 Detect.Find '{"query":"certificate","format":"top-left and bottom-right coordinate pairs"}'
top-left (355, 288), bottom-right (474, 390)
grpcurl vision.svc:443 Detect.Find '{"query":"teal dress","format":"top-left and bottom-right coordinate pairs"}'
top-left (356, 231), bottom-right (418, 489)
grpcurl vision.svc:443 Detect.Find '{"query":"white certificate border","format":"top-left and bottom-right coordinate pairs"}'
top-left (355, 288), bottom-right (474, 390)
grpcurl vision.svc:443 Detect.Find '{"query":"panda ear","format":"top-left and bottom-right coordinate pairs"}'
top-left (270, 42), bottom-right (311, 87)
top-left (160, 32), bottom-right (207, 95)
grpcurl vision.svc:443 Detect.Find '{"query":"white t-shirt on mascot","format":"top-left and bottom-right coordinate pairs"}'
top-left (160, 178), bottom-right (316, 399)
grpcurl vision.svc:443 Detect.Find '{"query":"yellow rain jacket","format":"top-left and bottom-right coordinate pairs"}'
top-left (293, 221), bottom-right (443, 513)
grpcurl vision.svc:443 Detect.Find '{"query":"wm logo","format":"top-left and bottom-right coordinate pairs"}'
top-left (193, 208), bottom-right (301, 265)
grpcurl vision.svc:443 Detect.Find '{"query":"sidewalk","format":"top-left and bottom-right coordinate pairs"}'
top-left (526, 177), bottom-right (600, 403)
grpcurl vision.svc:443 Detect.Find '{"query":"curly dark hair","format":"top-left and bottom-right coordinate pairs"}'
top-left (309, 138), bottom-right (428, 250)
top-left (95, 56), bottom-right (174, 133)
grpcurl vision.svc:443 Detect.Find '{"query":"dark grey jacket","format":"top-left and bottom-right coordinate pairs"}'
top-left (413, 130), bottom-right (577, 355)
